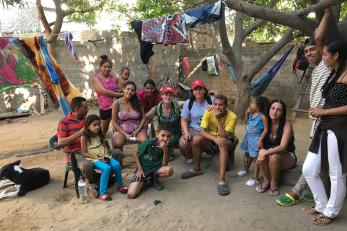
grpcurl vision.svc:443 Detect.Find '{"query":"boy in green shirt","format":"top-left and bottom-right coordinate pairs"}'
top-left (128, 124), bottom-right (174, 199)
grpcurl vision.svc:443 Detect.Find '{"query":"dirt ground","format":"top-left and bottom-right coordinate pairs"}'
top-left (0, 109), bottom-right (346, 231)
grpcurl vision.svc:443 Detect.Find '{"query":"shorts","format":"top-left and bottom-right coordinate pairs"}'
top-left (131, 166), bottom-right (162, 183)
top-left (208, 137), bottom-right (238, 154)
top-left (179, 128), bottom-right (200, 151)
top-left (288, 151), bottom-right (297, 169)
top-left (99, 108), bottom-right (112, 120)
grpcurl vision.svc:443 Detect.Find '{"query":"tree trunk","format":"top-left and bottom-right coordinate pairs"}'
top-left (233, 78), bottom-right (251, 118)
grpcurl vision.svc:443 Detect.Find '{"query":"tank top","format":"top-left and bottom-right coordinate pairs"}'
top-left (321, 83), bottom-right (347, 123)
top-left (156, 102), bottom-right (181, 141)
top-left (263, 124), bottom-right (295, 153)
top-left (117, 99), bottom-right (141, 134)
top-left (95, 73), bottom-right (118, 110)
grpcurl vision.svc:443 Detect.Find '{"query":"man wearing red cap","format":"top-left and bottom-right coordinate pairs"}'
top-left (181, 94), bottom-right (237, 196)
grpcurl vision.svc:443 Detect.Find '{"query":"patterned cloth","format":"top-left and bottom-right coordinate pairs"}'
top-left (141, 13), bottom-right (188, 46)
top-left (130, 20), bottom-right (154, 64)
top-left (64, 32), bottom-right (78, 60)
top-left (184, 1), bottom-right (223, 28)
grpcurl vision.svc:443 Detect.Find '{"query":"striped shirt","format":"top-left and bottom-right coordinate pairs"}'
top-left (57, 113), bottom-right (86, 153)
top-left (310, 60), bottom-right (331, 108)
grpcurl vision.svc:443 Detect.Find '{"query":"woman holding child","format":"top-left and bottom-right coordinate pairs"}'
top-left (111, 81), bottom-right (147, 150)
top-left (256, 100), bottom-right (296, 196)
top-left (93, 55), bottom-right (123, 133)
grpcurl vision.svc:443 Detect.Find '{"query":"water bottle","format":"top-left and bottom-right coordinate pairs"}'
top-left (130, 136), bottom-right (138, 142)
top-left (78, 176), bottom-right (88, 204)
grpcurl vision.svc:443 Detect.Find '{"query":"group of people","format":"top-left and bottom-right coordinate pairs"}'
top-left (55, 8), bottom-right (347, 226)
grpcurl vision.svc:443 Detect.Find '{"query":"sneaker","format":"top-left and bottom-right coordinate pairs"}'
top-left (237, 169), bottom-right (248, 177)
top-left (186, 158), bottom-right (193, 164)
top-left (217, 181), bottom-right (230, 196)
top-left (152, 179), bottom-right (164, 191)
top-left (245, 178), bottom-right (259, 187)
top-left (117, 185), bottom-right (128, 194)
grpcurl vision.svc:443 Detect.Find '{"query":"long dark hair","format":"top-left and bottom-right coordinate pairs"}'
top-left (251, 96), bottom-right (270, 115)
top-left (84, 114), bottom-right (104, 145)
top-left (264, 99), bottom-right (287, 144)
top-left (99, 55), bottom-right (112, 67)
top-left (124, 81), bottom-right (142, 113)
top-left (322, 39), bottom-right (347, 97)
top-left (143, 79), bottom-right (159, 95)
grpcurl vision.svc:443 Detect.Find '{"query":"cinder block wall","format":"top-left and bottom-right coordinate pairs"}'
top-left (0, 30), bottom-right (309, 114)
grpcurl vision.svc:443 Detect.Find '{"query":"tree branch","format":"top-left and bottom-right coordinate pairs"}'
top-left (224, 0), bottom-right (316, 35)
top-left (36, 0), bottom-right (52, 33)
top-left (243, 0), bottom-right (280, 38)
top-left (63, 3), bottom-right (104, 16)
top-left (294, 0), bottom-right (344, 16)
top-left (219, 9), bottom-right (241, 78)
top-left (246, 28), bottom-right (295, 81)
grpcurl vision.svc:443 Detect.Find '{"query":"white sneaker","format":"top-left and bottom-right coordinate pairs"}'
top-left (245, 178), bottom-right (259, 187)
top-left (237, 169), bottom-right (248, 177)
top-left (186, 158), bottom-right (193, 164)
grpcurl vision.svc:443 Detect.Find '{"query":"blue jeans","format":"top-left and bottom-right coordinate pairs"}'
top-left (92, 158), bottom-right (123, 195)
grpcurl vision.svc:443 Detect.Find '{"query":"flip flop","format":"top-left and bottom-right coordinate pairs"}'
top-left (181, 169), bottom-right (203, 179)
top-left (268, 188), bottom-right (280, 196)
top-left (276, 193), bottom-right (299, 207)
top-left (313, 214), bottom-right (334, 225)
top-left (256, 183), bottom-right (269, 193)
top-left (303, 193), bottom-right (314, 202)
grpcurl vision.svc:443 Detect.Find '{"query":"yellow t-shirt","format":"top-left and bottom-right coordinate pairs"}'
top-left (85, 136), bottom-right (105, 162)
top-left (200, 109), bottom-right (237, 137)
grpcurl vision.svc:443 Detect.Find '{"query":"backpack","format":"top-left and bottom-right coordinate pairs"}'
top-left (293, 42), bottom-right (309, 84)
top-left (188, 96), bottom-right (212, 111)
top-left (156, 102), bottom-right (181, 123)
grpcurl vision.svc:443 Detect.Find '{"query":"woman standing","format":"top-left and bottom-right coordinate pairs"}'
top-left (179, 80), bottom-right (213, 163)
top-left (302, 9), bottom-right (347, 226)
top-left (256, 100), bottom-right (296, 196)
top-left (93, 55), bottom-right (123, 133)
top-left (111, 81), bottom-right (147, 150)
top-left (136, 79), bottom-right (162, 113)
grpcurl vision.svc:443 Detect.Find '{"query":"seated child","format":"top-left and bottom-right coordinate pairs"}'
top-left (127, 123), bottom-right (174, 199)
top-left (81, 114), bottom-right (128, 201)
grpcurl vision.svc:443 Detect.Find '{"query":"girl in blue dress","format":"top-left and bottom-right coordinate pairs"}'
top-left (238, 96), bottom-right (269, 186)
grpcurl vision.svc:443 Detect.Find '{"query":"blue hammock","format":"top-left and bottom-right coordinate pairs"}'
top-left (38, 36), bottom-right (71, 116)
top-left (227, 45), bottom-right (294, 96)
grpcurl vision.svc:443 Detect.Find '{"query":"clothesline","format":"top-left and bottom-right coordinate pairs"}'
top-left (0, 31), bottom-right (66, 38)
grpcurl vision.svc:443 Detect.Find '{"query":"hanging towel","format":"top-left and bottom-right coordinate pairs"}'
top-left (141, 13), bottom-right (188, 45)
top-left (184, 1), bottom-right (222, 28)
top-left (130, 20), bottom-right (154, 64)
top-left (19, 37), bottom-right (81, 104)
top-left (64, 32), bottom-right (78, 60)
top-left (0, 37), bottom-right (39, 92)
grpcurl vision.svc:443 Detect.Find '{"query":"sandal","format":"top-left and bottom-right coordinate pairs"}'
top-left (256, 183), bottom-right (269, 193)
top-left (117, 186), bottom-right (128, 194)
top-left (313, 214), bottom-right (334, 225)
top-left (276, 193), bottom-right (299, 207)
top-left (181, 169), bottom-right (203, 179)
top-left (303, 193), bottom-right (314, 202)
top-left (302, 207), bottom-right (320, 215)
top-left (268, 188), bottom-right (280, 196)
top-left (98, 193), bottom-right (112, 201)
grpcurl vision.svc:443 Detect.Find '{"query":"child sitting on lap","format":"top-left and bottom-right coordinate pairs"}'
top-left (127, 123), bottom-right (174, 199)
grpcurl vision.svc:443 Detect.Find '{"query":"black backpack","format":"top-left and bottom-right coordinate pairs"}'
top-left (293, 41), bottom-right (309, 83)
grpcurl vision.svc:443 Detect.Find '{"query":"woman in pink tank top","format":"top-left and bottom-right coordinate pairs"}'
top-left (93, 55), bottom-right (123, 133)
top-left (111, 81), bottom-right (148, 150)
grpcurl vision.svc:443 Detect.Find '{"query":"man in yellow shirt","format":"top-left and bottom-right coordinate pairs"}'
top-left (181, 95), bottom-right (237, 195)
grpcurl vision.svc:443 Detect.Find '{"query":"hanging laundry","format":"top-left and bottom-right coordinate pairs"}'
top-left (184, 1), bottom-right (223, 28)
top-left (206, 55), bottom-right (219, 76)
top-left (182, 55), bottom-right (190, 75)
top-left (0, 37), bottom-right (39, 93)
top-left (64, 32), bottom-right (78, 60)
top-left (130, 20), bottom-right (154, 64)
top-left (19, 37), bottom-right (81, 103)
top-left (141, 13), bottom-right (188, 46)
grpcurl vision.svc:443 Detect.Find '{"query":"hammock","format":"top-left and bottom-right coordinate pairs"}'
top-left (38, 36), bottom-right (71, 116)
top-left (227, 45), bottom-right (294, 96)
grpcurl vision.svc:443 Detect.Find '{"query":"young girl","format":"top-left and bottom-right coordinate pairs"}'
top-left (238, 96), bottom-right (269, 187)
top-left (81, 114), bottom-right (128, 201)
top-left (136, 79), bottom-right (162, 113)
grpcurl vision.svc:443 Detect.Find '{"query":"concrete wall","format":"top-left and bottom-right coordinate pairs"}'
top-left (0, 30), bottom-right (310, 114)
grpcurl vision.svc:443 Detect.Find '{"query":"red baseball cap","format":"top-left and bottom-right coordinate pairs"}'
top-left (191, 80), bottom-right (205, 89)
top-left (161, 86), bottom-right (174, 94)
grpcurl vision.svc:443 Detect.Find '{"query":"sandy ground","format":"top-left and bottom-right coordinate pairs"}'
top-left (0, 109), bottom-right (346, 231)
